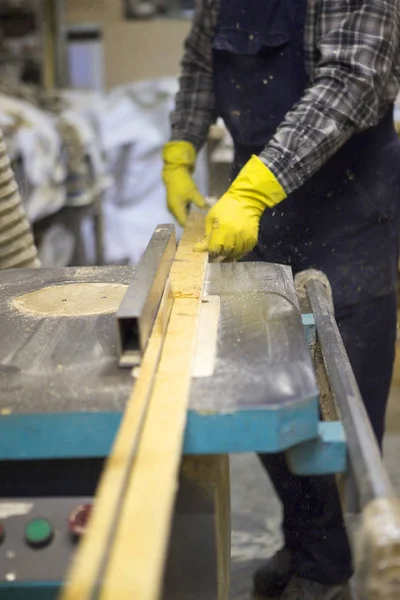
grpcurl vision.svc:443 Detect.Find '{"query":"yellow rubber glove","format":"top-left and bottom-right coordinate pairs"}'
top-left (195, 155), bottom-right (286, 260)
top-left (162, 141), bottom-right (207, 226)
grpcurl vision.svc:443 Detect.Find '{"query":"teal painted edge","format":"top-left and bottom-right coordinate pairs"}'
top-left (287, 421), bottom-right (347, 476)
top-left (184, 399), bottom-right (319, 454)
top-left (0, 582), bottom-right (58, 599)
top-left (0, 415), bottom-right (347, 475)
top-left (301, 313), bottom-right (315, 326)
top-left (0, 413), bottom-right (120, 460)
top-left (0, 413), bottom-right (346, 475)
top-left (0, 398), bottom-right (321, 460)
top-left (302, 313), bottom-right (316, 349)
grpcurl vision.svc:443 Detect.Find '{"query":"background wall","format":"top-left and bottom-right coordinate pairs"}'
top-left (65, 0), bottom-right (190, 88)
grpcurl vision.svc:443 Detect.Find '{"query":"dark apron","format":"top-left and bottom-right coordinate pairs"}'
top-left (212, 0), bottom-right (399, 308)
top-left (212, 0), bottom-right (400, 584)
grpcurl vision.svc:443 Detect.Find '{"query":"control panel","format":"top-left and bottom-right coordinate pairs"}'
top-left (0, 498), bottom-right (92, 583)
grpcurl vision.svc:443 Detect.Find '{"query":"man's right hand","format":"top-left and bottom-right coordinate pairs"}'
top-left (162, 141), bottom-right (206, 226)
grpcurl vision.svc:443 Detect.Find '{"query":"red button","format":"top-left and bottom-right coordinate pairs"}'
top-left (68, 504), bottom-right (92, 537)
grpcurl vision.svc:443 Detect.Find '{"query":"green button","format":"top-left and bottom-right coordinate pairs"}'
top-left (25, 519), bottom-right (53, 548)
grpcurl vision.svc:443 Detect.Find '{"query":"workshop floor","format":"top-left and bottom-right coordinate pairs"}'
top-left (229, 320), bottom-right (400, 599)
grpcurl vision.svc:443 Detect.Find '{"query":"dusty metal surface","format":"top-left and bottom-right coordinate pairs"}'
top-left (116, 224), bottom-right (176, 367)
top-left (190, 262), bottom-right (318, 411)
top-left (0, 263), bottom-right (318, 418)
top-left (0, 267), bottom-right (135, 414)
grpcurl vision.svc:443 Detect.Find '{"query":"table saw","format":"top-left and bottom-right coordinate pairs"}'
top-left (0, 216), bottom-right (399, 600)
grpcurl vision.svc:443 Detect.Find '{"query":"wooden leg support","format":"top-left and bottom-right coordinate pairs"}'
top-left (163, 455), bottom-right (231, 600)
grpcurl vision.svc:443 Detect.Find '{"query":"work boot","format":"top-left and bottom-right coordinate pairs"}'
top-left (279, 577), bottom-right (347, 599)
top-left (253, 548), bottom-right (294, 597)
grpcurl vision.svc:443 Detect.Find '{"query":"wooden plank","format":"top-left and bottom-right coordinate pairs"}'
top-left (168, 210), bottom-right (207, 299)
top-left (99, 211), bottom-right (207, 600)
top-left (60, 284), bottom-right (173, 600)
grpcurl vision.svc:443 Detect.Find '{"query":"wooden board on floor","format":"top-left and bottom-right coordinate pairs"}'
top-left (60, 211), bottom-right (207, 600)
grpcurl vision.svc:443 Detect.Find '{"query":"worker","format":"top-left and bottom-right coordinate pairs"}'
top-left (162, 1), bottom-right (400, 598)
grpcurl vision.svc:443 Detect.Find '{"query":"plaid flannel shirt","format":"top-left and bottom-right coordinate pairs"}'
top-left (170, 0), bottom-right (400, 194)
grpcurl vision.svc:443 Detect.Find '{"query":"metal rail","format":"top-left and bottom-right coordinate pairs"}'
top-left (306, 277), bottom-right (394, 505)
top-left (300, 271), bottom-right (393, 504)
top-left (297, 269), bottom-right (400, 599)
top-left (116, 224), bottom-right (176, 367)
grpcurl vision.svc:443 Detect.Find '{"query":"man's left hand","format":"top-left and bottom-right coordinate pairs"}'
top-left (195, 155), bottom-right (287, 260)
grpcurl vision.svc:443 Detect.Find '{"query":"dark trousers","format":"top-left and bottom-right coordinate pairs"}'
top-left (233, 128), bottom-right (400, 584)
top-left (259, 293), bottom-right (397, 584)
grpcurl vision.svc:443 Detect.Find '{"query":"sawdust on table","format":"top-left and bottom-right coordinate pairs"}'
top-left (11, 283), bottom-right (128, 317)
